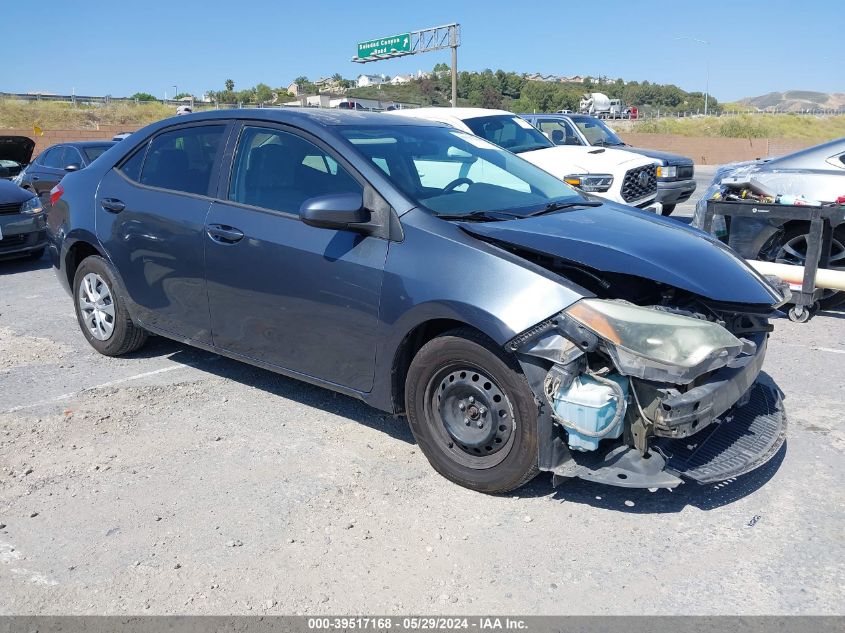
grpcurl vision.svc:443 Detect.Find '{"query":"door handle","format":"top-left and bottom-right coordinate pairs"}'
top-left (31, 175), bottom-right (39, 181)
top-left (206, 224), bottom-right (244, 244)
top-left (100, 198), bottom-right (125, 213)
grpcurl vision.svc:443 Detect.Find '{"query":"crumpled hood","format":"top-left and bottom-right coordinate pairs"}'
top-left (519, 145), bottom-right (652, 178)
top-left (461, 202), bottom-right (781, 305)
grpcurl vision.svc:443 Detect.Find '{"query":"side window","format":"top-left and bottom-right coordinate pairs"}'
top-left (538, 120), bottom-right (582, 146)
top-left (118, 143), bottom-right (148, 182)
top-left (62, 146), bottom-right (83, 167)
top-left (139, 125), bottom-right (225, 195)
top-left (228, 126), bottom-right (361, 213)
top-left (41, 147), bottom-right (65, 168)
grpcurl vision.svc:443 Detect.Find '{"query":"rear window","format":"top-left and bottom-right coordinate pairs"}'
top-left (139, 125), bottom-right (225, 195)
top-left (82, 145), bottom-right (112, 162)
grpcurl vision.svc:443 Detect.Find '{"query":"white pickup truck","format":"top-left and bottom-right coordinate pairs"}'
top-left (389, 108), bottom-right (659, 210)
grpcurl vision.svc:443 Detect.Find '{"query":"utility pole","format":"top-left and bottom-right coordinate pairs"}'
top-left (676, 36), bottom-right (711, 115)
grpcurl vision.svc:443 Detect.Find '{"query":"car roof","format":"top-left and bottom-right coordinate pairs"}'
top-left (392, 107), bottom-right (515, 123)
top-left (160, 108), bottom-right (448, 128)
top-left (63, 141), bottom-right (118, 148)
top-left (766, 136), bottom-right (845, 169)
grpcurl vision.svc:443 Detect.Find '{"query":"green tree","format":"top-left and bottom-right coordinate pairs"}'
top-left (225, 79), bottom-right (235, 92)
top-left (131, 92), bottom-right (156, 102)
top-left (253, 83), bottom-right (273, 103)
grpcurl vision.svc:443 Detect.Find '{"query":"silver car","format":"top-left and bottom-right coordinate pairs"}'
top-left (693, 137), bottom-right (845, 308)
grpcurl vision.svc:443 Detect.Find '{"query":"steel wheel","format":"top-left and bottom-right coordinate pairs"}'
top-left (78, 272), bottom-right (115, 341)
top-left (425, 364), bottom-right (516, 469)
top-left (775, 233), bottom-right (845, 302)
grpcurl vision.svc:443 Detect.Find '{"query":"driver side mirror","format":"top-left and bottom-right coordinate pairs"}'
top-left (64, 163), bottom-right (81, 172)
top-left (299, 192), bottom-right (370, 231)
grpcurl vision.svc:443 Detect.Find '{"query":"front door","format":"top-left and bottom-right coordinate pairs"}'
top-left (95, 123), bottom-right (229, 343)
top-left (204, 124), bottom-right (387, 392)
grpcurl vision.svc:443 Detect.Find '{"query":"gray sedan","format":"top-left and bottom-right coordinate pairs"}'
top-left (47, 109), bottom-right (787, 493)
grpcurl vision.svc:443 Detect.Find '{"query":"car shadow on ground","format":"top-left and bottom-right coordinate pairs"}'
top-left (132, 336), bottom-right (415, 445)
top-left (131, 337), bottom-right (787, 512)
top-left (0, 252), bottom-right (50, 274)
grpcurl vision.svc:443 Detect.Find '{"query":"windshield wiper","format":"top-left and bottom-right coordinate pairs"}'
top-left (523, 200), bottom-right (603, 218)
top-left (436, 209), bottom-right (520, 222)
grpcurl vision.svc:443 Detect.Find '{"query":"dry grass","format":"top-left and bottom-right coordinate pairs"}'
top-left (0, 99), bottom-right (208, 130)
top-left (633, 114), bottom-right (845, 141)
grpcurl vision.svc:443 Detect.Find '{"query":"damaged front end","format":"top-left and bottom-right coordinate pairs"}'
top-left (511, 292), bottom-right (787, 490)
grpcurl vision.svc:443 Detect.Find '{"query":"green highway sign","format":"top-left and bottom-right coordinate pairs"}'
top-left (357, 33), bottom-right (411, 58)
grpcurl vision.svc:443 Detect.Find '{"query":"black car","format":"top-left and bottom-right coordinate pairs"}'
top-left (20, 141), bottom-right (116, 203)
top-left (47, 109), bottom-right (786, 494)
top-left (0, 136), bottom-right (35, 180)
top-left (0, 179), bottom-right (46, 260)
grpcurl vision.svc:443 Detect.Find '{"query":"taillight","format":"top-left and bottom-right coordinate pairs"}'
top-left (50, 183), bottom-right (64, 206)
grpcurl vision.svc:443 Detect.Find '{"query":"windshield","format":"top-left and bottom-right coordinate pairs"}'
top-left (82, 145), bottom-right (113, 162)
top-left (462, 115), bottom-right (553, 154)
top-left (571, 116), bottom-right (625, 146)
top-left (339, 125), bottom-right (583, 217)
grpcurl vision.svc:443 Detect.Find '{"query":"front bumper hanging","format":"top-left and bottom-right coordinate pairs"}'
top-left (551, 377), bottom-right (786, 489)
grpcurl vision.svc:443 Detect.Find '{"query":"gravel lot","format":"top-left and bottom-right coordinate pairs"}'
top-left (1, 220), bottom-right (843, 615)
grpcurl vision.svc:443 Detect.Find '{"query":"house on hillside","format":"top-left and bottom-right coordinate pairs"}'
top-left (390, 74), bottom-right (413, 85)
top-left (357, 74), bottom-right (385, 88)
top-left (562, 75), bottom-right (585, 83)
top-left (287, 81), bottom-right (301, 96)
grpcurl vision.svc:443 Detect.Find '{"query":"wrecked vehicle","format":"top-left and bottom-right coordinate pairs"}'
top-left (694, 137), bottom-right (845, 308)
top-left (0, 135), bottom-right (35, 180)
top-left (47, 109), bottom-right (787, 493)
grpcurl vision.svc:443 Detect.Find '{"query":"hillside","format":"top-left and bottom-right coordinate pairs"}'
top-left (348, 70), bottom-right (717, 114)
top-left (738, 91), bottom-right (845, 112)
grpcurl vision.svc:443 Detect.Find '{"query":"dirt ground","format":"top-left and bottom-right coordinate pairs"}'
top-left (0, 251), bottom-right (843, 616)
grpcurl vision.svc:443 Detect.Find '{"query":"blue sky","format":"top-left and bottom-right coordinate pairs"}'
top-left (3, 0), bottom-right (842, 101)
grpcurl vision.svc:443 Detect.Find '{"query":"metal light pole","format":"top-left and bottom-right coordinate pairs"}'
top-left (676, 36), bottom-right (710, 115)
top-left (173, 85), bottom-right (178, 101)
top-left (450, 26), bottom-right (458, 107)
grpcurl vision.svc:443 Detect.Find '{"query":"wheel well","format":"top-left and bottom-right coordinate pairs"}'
top-left (391, 319), bottom-right (485, 414)
top-left (65, 241), bottom-right (101, 288)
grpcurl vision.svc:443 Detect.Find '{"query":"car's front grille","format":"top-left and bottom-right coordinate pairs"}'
top-left (0, 233), bottom-right (27, 248)
top-left (677, 165), bottom-right (694, 179)
top-left (0, 202), bottom-right (21, 215)
top-left (621, 164), bottom-right (657, 202)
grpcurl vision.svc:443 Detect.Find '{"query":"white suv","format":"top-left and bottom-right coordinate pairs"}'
top-left (389, 108), bottom-right (660, 210)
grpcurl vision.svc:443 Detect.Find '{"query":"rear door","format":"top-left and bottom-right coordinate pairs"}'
top-left (95, 122), bottom-right (230, 343)
top-left (204, 123), bottom-right (388, 391)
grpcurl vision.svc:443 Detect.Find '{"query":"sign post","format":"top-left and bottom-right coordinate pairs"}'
top-left (352, 24), bottom-right (461, 107)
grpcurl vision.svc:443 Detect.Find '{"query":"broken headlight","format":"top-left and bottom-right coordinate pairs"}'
top-left (565, 298), bottom-right (743, 384)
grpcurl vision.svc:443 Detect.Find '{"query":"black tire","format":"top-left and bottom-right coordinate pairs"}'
top-left (661, 204), bottom-right (676, 216)
top-left (769, 225), bottom-right (845, 310)
top-left (28, 247), bottom-right (45, 260)
top-left (405, 328), bottom-right (540, 494)
top-left (72, 255), bottom-right (147, 356)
